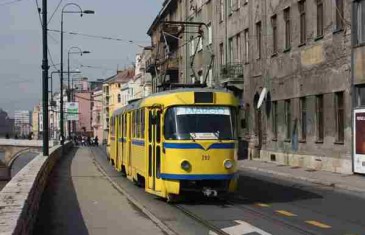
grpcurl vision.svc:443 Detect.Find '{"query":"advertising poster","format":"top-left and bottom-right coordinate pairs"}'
top-left (354, 109), bottom-right (365, 174)
top-left (66, 102), bottom-right (79, 121)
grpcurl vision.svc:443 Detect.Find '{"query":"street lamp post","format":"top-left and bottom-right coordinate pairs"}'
top-left (67, 47), bottom-right (90, 137)
top-left (49, 70), bottom-right (81, 140)
top-left (60, 3), bottom-right (94, 145)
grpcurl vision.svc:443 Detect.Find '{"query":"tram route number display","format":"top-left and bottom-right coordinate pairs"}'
top-left (66, 102), bottom-right (79, 121)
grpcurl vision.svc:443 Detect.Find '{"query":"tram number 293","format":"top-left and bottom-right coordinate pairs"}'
top-left (202, 155), bottom-right (210, 161)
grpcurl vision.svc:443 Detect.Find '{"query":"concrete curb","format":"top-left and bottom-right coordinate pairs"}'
top-left (89, 149), bottom-right (177, 235)
top-left (240, 165), bottom-right (365, 195)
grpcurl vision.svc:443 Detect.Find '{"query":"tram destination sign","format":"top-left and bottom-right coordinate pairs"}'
top-left (66, 102), bottom-right (79, 121)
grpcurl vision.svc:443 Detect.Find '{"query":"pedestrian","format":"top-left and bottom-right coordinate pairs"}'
top-left (87, 136), bottom-right (91, 146)
top-left (94, 136), bottom-right (99, 146)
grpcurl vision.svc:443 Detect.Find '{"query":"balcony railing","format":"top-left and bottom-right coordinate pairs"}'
top-left (220, 62), bottom-right (244, 83)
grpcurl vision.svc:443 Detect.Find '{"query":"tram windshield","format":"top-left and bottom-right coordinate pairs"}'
top-left (164, 106), bottom-right (236, 140)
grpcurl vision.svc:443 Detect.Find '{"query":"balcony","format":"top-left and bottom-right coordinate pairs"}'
top-left (220, 63), bottom-right (244, 84)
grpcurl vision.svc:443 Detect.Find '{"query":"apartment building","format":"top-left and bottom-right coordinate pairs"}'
top-left (149, 0), bottom-right (352, 173)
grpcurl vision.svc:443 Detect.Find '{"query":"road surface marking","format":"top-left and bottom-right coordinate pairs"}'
top-left (305, 220), bottom-right (331, 229)
top-left (219, 220), bottom-right (272, 235)
top-left (255, 203), bottom-right (271, 208)
top-left (275, 210), bottom-right (297, 217)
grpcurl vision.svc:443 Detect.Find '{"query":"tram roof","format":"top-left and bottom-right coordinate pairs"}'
top-left (112, 88), bottom-right (234, 116)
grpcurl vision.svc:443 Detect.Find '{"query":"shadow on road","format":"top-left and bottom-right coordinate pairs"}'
top-left (235, 173), bottom-right (322, 204)
top-left (33, 147), bottom-right (88, 235)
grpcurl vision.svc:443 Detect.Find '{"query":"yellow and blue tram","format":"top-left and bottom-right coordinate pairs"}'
top-left (108, 88), bottom-right (239, 201)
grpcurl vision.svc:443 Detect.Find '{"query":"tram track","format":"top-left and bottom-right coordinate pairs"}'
top-left (173, 203), bottom-right (230, 235)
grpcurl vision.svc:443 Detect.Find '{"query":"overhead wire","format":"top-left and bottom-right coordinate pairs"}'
top-left (0, 0), bottom-right (22, 7)
top-left (47, 0), bottom-right (63, 24)
top-left (48, 29), bottom-right (149, 48)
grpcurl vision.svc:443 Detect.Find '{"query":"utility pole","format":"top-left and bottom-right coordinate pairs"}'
top-left (42, 0), bottom-right (49, 156)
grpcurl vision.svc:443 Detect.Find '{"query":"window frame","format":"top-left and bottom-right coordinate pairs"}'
top-left (315, 95), bottom-right (324, 142)
top-left (335, 92), bottom-right (344, 143)
top-left (316, 0), bottom-right (324, 38)
top-left (256, 21), bottom-right (262, 59)
top-left (272, 101), bottom-right (278, 140)
top-left (284, 7), bottom-right (291, 50)
top-left (271, 15), bottom-right (278, 54)
top-left (300, 97), bottom-right (307, 141)
top-left (299, 0), bottom-right (306, 45)
top-left (285, 99), bottom-right (291, 141)
top-left (335, 0), bottom-right (344, 31)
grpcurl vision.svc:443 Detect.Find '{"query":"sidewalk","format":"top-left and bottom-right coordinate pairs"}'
top-left (238, 159), bottom-right (365, 195)
top-left (33, 147), bottom-right (165, 235)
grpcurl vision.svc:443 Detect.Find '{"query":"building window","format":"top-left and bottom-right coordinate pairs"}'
top-left (118, 94), bottom-right (121, 103)
top-left (220, 0), bottom-right (224, 22)
top-left (256, 22), bottom-right (262, 59)
top-left (335, 0), bottom-right (344, 30)
top-left (271, 15), bottom-right (277, 54)
top-left (299, 0), bottom-right (306, 44)
top-left (316, 95), bottom-right (324, 142)
top-left (355, 0), bottom-right (365, 45)
top-left (284, 7), bottom-right (291, 50)
top-left (317, 0), bottom-right (324, 37)
top-left (207, 23), bottom-right (212, 45)
top-left (272, 101), bottom-right (277, 140)
top-left (236, 33), bottom-right (241, 62)
top-left (228, 37), bottom-right (234, 63)
top-left (335, 92), bottom-right (344, 143)
top-left (285, 99), bottom-right (291, 140)
top-left (300, 97), bottom-right (307, 141)
top-left (219, 43), bottom-right (224, 66)
top-left (356, 85), bottom-right (365, 107)
top-left (244, 29), bottom-right (249, 63)
top-left (228, 0), bottom-right (233, 15)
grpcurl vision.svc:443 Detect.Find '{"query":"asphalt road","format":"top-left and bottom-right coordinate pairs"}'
top-left (33, 147), bottom-right (365, 235)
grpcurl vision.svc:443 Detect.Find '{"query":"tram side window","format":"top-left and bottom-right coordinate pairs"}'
top-left (141, 109), bottom-right (145, 138)
top-left (123, 114), bottom-right (127, 137)
top-left (119, 115), bottom-right (122, 134)
top-left (133, 111), bottom-right (136, 138)
top-left (110, 117), bottom-right (115, 136)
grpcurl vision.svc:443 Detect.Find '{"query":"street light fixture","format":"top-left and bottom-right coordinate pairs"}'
top-left (67, 46), bottom-right (91, 137)
top-left (60, 3), bottom-right (94, 145)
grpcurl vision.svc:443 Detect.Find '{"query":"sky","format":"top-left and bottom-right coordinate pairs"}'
top-left (0, 0), bottom-right (163, 117)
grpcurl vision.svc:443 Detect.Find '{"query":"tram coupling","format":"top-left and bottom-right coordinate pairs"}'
top-left (202, 187), bottom-right (218, 197)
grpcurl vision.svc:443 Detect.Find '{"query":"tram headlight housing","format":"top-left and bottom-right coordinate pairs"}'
top-left (181, 160), bottom-right (191, 171)
top-left (224, 160), bottom-right (233, 169)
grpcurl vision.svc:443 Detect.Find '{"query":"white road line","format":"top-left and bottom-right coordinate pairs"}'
top-left (210, 220), bottom-right (271, 235)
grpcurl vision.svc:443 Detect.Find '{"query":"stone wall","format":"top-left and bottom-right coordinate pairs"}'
top-left (0, 142), bottom-right (72, 235)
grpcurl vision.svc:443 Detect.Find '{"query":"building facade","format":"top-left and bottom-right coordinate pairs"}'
top-left (0, 109), bottom-right (14, 137)
top-left (149, 0), bottom-right (352, 174)
top-left (92, 89), bottom-right (103, 139)
top-left (14, 110), bottom-right (32, 137)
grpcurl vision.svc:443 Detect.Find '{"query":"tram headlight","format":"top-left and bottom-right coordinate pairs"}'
top-left (224, 160), bottom-right (233, 169)
top-left (181, 160), bottom-right (191, 171)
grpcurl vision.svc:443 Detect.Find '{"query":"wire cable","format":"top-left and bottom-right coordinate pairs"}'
top-left (48, 29), bottom-right (149, 48)
top-left (47, 0), bottom-right (63, 25)
top-left (0, 0), bottom-right (22, 7)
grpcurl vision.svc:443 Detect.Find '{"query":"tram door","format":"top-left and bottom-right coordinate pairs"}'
top-left (147, 109), bottom-right (162, 192)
